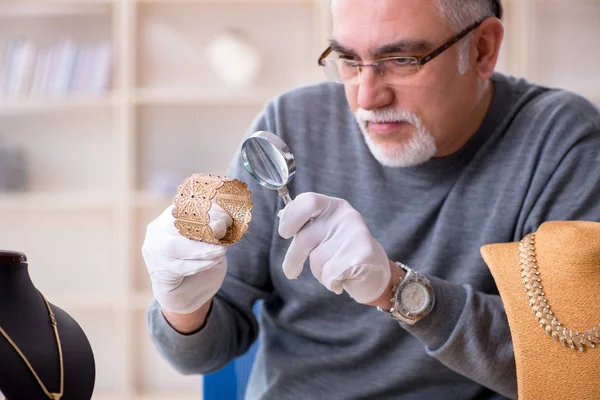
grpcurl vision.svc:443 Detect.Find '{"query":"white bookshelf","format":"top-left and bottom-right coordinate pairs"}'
top-left (0, 0), bottom-right (329, 399)
top-left (0, 1), bottom-right (598, 399)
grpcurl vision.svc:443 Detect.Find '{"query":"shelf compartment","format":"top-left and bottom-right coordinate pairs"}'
top-left (0, 9), bottom-right (114, 99)
top-left (135, 103), bottom-right (262, 193)
top-left (136, 1), bottom-right (321, 91)
top-left (0, 10), bottom-right (113, 52)
top-left (528, 0), bottom-right (600, 98)
top-left (0, 208), bottom-right (122, 296)
top-left (0, 109), bottom-right (115, 193)
top-left (66, 309), bottom-right (128, 396)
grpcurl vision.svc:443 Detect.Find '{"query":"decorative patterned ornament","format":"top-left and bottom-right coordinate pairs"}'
top-left (172, 173), bottom-right (253, 245)
top-left (519, 233), bottom-right (600, 351)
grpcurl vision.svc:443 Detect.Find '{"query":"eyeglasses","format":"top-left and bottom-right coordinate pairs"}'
top-left (317, 18), bottom-right (488, 85)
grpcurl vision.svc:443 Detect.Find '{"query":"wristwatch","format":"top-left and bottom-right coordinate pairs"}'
top-left (378, 262), bottom-right (435, 325)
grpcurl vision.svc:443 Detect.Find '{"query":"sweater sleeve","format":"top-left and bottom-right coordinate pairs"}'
top-left (401, 278), bottom-right (517, 399)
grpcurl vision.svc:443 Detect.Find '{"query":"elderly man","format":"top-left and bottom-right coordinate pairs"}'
top-left (143, 0), bottom-right (600, 398)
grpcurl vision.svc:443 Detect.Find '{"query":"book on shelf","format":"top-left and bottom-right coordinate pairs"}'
top-left (0, 37), bottom-right (113, 100)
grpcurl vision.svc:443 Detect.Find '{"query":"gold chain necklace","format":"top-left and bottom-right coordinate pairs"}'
top-left (0, 291), bottom-right (63, 399)
top-left (519, 233), bottom-right (600, 351)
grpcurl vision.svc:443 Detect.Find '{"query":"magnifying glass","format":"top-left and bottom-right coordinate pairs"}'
top-left (241, 131), bottom-right (296, 205)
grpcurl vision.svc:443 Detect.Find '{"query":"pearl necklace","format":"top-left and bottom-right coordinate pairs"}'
top-left (519, 233), bottom-right (600, 351)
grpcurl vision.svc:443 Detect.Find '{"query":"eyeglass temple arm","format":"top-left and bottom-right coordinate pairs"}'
top-left (318, 46), bottom-right (333, 66)
top-left (417, 18), bottom-right (487, 66)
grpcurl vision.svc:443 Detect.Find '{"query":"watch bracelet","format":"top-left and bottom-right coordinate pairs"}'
top-left (378, 261), bottom-right (435, 324)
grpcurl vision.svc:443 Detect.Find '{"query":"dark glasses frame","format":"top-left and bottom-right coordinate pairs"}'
top-left (318, 18), bottom-right (489, 68)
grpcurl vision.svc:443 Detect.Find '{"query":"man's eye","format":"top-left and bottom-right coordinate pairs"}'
top-left (339, 58), bottom-right (357, 66)
top-left (390, 58), bottom-right (413, 66)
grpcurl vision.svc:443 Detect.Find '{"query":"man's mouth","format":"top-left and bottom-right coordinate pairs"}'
top-left (367, 120), bottom-right (412, 136)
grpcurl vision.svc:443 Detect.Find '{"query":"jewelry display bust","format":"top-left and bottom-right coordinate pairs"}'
top-left (0, 250), bottom-right (95, 399)
top-left (481, 221), bottom-right (600, 400)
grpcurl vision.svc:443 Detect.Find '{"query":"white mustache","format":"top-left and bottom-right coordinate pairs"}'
top-left (355, 108), bottom-right (422, 127)
top-left (354, 107), bottom-right (437, 167)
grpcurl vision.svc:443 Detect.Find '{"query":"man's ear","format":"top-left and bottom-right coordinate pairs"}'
top-left (474, 18), bottom-right (504, 80)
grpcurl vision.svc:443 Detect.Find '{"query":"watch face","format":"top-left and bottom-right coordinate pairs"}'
top-left (399, 281), bottom-right (431, 315)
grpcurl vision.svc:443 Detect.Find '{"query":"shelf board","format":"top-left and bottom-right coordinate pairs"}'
top-left (0, 192), bottom-right (114, 211)
top-left (0, 94), bottom-right (117, 115)
top-left (134, 87), bottom-right (276, 106)
top-left (0, 2), bottom-right (113, 17)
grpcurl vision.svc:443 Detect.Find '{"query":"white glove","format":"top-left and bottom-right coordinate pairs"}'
top-left (278, 193), bottom-right (391, 304)
top-left (142, 203), bottom-right (233, 314)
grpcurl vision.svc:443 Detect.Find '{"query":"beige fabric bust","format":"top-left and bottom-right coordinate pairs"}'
top-left (481, 220), bottom-right (600, 400)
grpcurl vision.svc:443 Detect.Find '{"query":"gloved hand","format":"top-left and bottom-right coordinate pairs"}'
top-left (142, 203), bottom-right (233, 314)
top-left (278, 193), bottom-right (391, 304)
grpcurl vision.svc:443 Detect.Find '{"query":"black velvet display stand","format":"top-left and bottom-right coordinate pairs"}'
top-left (0, 250), bottom-right (95, 399)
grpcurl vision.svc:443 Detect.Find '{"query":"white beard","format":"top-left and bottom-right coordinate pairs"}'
top-left (355, 107), bottom-right (437, 167)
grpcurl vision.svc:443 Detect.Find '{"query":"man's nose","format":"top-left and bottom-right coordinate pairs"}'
top-left (356, 66), bottom-right (394, 111)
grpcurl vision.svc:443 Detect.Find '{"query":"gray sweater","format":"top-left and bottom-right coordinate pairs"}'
top-left (148, 73), bottom-right (600, 399)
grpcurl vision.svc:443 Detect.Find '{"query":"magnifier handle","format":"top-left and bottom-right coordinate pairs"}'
top-left (277, 186), bottom-right (293, 206)
top-left (276, 186), bottom-right (315, 229)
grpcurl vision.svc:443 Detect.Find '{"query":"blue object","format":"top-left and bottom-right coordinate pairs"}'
top-left (202, 302), bottom-right (261, 400)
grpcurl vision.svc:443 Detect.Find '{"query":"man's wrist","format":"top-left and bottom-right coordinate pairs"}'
top-left (367, 260), bottom-right (406, 310)
top-left (161, 299), bottom-right (213, 335)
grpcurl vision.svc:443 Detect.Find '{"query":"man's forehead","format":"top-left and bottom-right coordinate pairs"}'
top-left (331, 0), bottom-right (440, 24)
top-left (331, 0), bottom-right (446, 56)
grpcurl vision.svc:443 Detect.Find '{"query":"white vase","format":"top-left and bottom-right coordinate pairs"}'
top-left (205, 30), bottom-right (262, 87)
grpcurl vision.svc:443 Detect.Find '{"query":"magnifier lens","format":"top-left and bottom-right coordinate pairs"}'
top-left (244, 139), bottom-right (289, 188)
